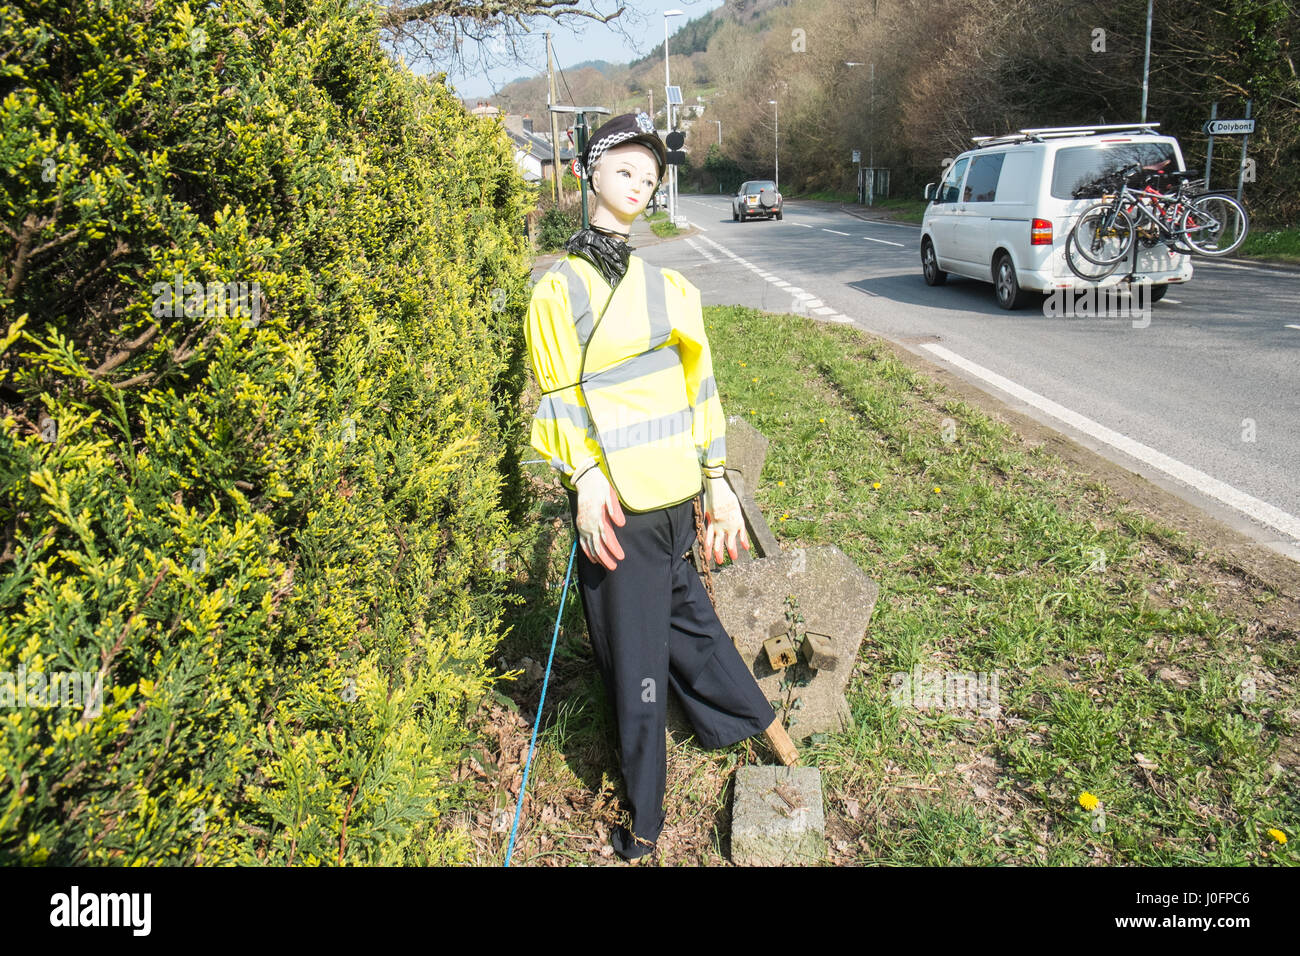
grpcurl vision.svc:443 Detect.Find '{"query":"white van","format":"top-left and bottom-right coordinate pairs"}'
top-left (920, 124), bottom-right (1194, 309)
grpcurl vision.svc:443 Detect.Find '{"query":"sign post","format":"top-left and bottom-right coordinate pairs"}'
top-left (549, 105), bottom-right (611, 231)
top-left (1201, 103), bottom-right (1254, 204)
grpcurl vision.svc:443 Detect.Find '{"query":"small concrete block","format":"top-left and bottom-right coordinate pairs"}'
top-left (763, 633), bottom-right (797, 670)
top-left (731, 765), bottom-right (826, 866)
top-left (800, 632), bottom-right (838, 671)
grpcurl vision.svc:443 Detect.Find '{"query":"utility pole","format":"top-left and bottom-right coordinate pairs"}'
top-left (546, 32), bottom-right (562, 205)
top-left (648, 89), bottom-right (653, 124)
top-left (1140, 0), bottom-right (1153, 124)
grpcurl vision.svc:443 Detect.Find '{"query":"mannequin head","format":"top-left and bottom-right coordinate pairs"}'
top-left (588, 141), bottom-right (662, 235)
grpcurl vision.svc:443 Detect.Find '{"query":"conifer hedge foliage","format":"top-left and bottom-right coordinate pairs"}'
top-left (0, 0), bottom-right (532, 863)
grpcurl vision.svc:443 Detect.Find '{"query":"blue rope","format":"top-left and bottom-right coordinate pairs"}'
top-left (504, 537), bottom-right (578, 867)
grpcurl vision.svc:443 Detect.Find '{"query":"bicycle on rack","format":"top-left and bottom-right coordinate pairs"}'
top-left (1065, 164), bottom-right (1249, 281)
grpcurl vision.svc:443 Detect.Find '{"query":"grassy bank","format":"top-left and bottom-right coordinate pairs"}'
top-left (1237, 224), bottom-right (1300, 264)
top-left (455, 305), bottom-right (1297, 866)
top-left (643, 209), bottom-right (681, 238)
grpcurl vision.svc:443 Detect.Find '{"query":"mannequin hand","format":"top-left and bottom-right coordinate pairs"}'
top-left (702, 474), bottom-right (750, 564)
top-left (575, 461), bottom-right (626, 571)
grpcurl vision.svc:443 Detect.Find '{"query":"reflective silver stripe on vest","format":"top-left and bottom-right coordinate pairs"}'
top-left (553, 259), bottom-right (596, 346)
top-left (644, 266), bottom-right (672, 350)
top-left (694, 375), bottom-right (717, 406)
top-left (703, 435), bottom-right (726, 462)
top-left (600, 409), bottom-right (694, 452)
top-left (583, 344), bottom-right (681, 389)
top-left (535, 391), bottom-right (593, 431)
top-left (549, 456), bottom-right (573, 475)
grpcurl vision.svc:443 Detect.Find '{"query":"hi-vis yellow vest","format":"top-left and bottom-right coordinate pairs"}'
top-left (525, 252), bottom-right (728, 513)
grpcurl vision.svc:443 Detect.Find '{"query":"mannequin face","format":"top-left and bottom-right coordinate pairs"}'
top-left (589, 142), bottom-right (661, 232)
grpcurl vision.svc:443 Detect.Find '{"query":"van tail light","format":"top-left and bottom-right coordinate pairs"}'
top-left (1031, 218), bottom-right (1053, 245)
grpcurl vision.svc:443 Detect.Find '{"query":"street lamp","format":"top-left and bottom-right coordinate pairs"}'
top-left (845, 61), bottom-right (875, 204)
top-left (665, 9), bottom-right (684, 225)
top-left (768, 99), bottom-right (778, 190)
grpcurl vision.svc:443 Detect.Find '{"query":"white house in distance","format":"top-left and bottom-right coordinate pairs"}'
top-left (468, 101), bottom-right (575, 184)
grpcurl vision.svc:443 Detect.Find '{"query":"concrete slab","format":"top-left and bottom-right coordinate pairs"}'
top-left (730, 764), bottom-right (826, 866)
top-left (711, 546), bottom-right (880, 739)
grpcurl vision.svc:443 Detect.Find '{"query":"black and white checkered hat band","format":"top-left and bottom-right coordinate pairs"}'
top-left (582, 131), bottom-right (655, 179)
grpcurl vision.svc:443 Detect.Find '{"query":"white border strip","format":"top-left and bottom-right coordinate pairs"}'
top-left (920, 343), bottom-right (1300, 542)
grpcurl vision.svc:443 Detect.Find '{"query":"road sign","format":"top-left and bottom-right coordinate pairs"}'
top-left (571, 158), bottom-right (580, 178)
top-left (1203, 118), bottom-right (1255, 135)
top-left (852, 150), bottom-right (861, 163)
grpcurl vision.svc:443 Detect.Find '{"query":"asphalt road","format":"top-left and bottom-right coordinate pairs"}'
top-left (626, 195), bottom-right (1300, 560)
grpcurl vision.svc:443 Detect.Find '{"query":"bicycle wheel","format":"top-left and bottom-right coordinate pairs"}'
top-left (1180, 194), bottom-right (1249, 256)
top-left (1071, 203), bottom-right (1134, 266)
top-left (1064, 231), bottom-right (1120, 281)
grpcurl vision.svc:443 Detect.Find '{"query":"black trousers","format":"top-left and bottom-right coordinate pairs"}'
top-left (566, 487), bottom-right (776, 846)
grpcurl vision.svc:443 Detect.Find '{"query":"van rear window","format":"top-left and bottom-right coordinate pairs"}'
top-left (1051, 143), bottom-right (1178, 199)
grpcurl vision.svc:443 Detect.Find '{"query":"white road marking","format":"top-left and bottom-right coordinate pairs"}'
top-left (1161, 298), bottom-right (1182, 304)
top-left (1286, 324), bottom-right (1300, 331)
top-left (863, 236), bottom-right (906, 247)
top-left (823, 228), bottom-right (851, 236)
top-left (684, 238), bottom-right (719, 263)
top-left (792, 223), bottom-right (813, 228)
top-left (812, 306), bottom-right (838, 315)
top-left (773, 281), bottom-right (791, 288)
top-left (920, 343), bottom-right (1300, 543)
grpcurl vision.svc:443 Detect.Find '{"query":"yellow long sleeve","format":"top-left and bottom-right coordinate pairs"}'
top-left (524, 270), bottom-right (605, 489)
top-left (664, 268), bottom-right (726, 478)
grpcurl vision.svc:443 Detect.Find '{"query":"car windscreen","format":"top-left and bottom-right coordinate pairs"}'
top-left (1051, 142), bottom-right (1178, 199)
top-left (743, 182), bottom-right (776, 194)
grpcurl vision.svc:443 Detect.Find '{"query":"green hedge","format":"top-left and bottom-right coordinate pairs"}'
top-left (0, 0), bottom-right (531, 864)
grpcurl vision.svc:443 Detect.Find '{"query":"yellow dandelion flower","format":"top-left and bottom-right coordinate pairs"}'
top-left (933, 486), bottom-right (942, 494)
top-left (751, 376), bottom-right (758, 382)
top-left (871, 481), bottom-right (881, 490)
top-left (819, 418), bottom-right (825, 423)
top-left (780, 513), bottom-right (788, 521)
top-left (749, 409), bottom-right (755, 415)
top-left (1079, 792), bottom-right (1099, 812)
top-left (777, 480), bottom-right (785, 486)
top-left (1267, 828), bottom-right (1287, 844)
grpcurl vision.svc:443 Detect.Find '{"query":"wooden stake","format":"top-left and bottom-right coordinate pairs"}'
top-left (764, 716), bottom-right (799, 767)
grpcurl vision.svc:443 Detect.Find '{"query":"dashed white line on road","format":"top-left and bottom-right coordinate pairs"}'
top-left (863, 236), bottom-right (905, 247)
top-left (693, 233), bottom-right (858, 327)
top-left (823, 228), bottom-right (851, 236)
top-left (1161, 298), bottom-right (1182, 304)
top-left (684, 237), bottom-right (719, 263)
top-left (1286, 324), bottom-right (1300, 331)
top-left (920, 342), bottom-right (1300, 543)
top-left (792, 223), bottom-right (813, 228)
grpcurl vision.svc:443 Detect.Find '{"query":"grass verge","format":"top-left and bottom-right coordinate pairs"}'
top-left (1237, 224), bottom-right (1300, 264)
top-left (452, 305), bottom-right (1298, 866)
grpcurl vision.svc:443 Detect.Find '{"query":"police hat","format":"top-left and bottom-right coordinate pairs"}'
top-left (576, 110), bottom-right (668, 184)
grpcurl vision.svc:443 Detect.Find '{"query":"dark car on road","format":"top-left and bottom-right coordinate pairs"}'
top-left (732, 180), bottom-right (783, 221)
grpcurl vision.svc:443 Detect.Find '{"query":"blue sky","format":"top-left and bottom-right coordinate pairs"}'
top-left (429, 0), bottom-right (725, 100)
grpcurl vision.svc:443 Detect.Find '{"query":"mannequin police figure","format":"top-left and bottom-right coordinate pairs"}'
top-left (524, 111), bottom-right (777, 861)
